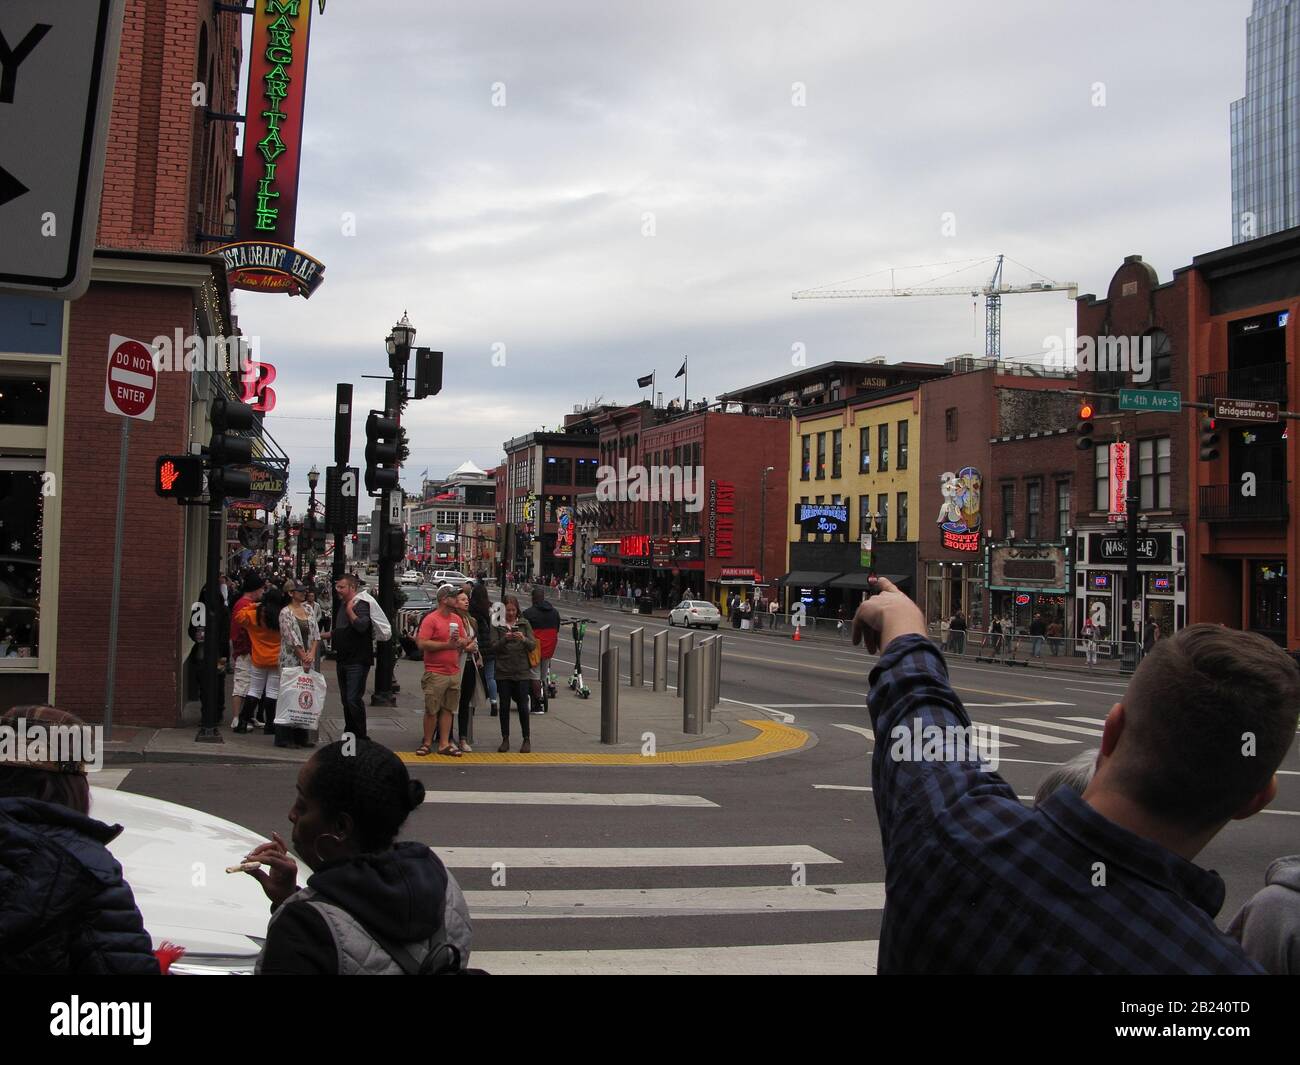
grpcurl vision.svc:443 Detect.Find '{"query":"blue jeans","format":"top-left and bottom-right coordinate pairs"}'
top-left (337, 661), bottom-right (370, 739)
top-left (482, 658), bottom-right (499, 704)
top-left (1031, 636), bottom-right (1044, 658)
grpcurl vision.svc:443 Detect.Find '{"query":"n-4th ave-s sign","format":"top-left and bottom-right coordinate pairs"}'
top-left (1118, 388), bottom-right (1182, 412)
top-left (0, 1), bottom-right (125, 299)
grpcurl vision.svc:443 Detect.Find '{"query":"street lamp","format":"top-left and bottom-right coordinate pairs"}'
top-left (307, 465), bottom-right (320, 583)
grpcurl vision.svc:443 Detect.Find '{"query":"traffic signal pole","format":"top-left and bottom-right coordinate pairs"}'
top-left (198, 486), bottom-right (225, 741)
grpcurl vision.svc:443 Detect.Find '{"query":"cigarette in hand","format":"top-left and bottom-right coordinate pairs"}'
top-left (226, 861), bottom-right (262, 873)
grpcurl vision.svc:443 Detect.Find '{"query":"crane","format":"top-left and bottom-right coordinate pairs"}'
top-left (792, 254), bottom-right (1078, 360)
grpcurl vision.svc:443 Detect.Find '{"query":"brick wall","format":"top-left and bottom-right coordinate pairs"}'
top-left (58, 285), bottom-right (194, 726)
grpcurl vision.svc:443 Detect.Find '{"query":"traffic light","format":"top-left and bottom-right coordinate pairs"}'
top-left (385, 527), bottom-right (406, 559)
top-left (364, 411), bottom-right (400, 494)
top-left (1199, 416), bottom-right (1220, 461)
top-left (1075, 403), bottom-right (1095, 451)
top-left (207, 397), bottom-right (255, 497)
top-left (154, 454), bottom-right (204, 498)
top-left (413, 349), bottom-right (443, 400)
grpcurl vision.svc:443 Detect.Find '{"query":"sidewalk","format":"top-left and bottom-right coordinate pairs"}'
top-left (102, 655), bottom-right (810, 766)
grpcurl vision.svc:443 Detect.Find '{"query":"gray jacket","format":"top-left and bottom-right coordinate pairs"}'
top-left (1227, 854), bottom-right (1300, 975)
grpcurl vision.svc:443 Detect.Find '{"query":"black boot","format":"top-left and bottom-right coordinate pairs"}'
top-left (262, 696), bottom-right (277, 736)
top-left (274, 725), bottom-right (292, 748)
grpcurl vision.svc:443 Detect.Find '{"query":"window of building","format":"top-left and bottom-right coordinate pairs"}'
top-left (545, 455), bottom-right (573, 484)
top-left (832, 429), bottom-right (842, 478)
top-left (574, 457), bottom-right (599, 487)
top-left (859, 495), bottom-right (872, 538)
top-left (1095, 443), bottom-right (1110, 512)
top-left (877, 424), bottom-right (889, 471)
top-left (1144, 330), bottom-right (1173, 391)
top-left (945, 407), bottom-right (958, 442)
top-left (816, 433), bottom-right (826, 480)
top-left (876, 493), bottom-right (889, 540)
top-left (1026, 481), bottom-right (1041, 539)
top-left (896, 492), bottom-right (908, 540)
top-left (1138, 436), bottom-right (1171, 510)
top-left (1001, 483), bottom-right (1015, 537)
top-left (897, 420), bottom-right (909, 469)
top-left (801, 435), bottom-right (810, 480)
top-left (1056, 481), bottom-right (1070, 538)
top-left (859, 427), bottom-right (870, 473)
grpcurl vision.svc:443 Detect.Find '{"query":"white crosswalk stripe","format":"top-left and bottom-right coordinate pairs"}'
top-left (971, 723), bottom-right (1078, 745)
top-left (438, 844), bottom-right (840, 868)
top-left (466, 883), bottom-right (884, 918)
top-left (474, 941), bottom-right (878, 974)
top-left (424, 791), bottom-right (718, 807)
top-left (1003, 718), bottom-right (1105, 738)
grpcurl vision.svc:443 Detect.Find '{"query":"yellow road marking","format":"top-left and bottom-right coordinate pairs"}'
top-left (397, 719), bottom-right (808, 766)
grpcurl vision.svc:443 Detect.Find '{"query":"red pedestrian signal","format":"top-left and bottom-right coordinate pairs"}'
top-left (155, 454), bottom-right (204, 498)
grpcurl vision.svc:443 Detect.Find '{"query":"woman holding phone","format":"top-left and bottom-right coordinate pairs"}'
top-left (490, 595), bottom-right (536, 753)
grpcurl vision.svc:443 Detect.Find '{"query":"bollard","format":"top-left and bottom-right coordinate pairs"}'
top-left (676, 631), bottom-right (695, 699)
top-left (597, 624), bottom-right (611, 679)
top-left (601, 647), bottom-right (619, 744)
top-left (682, 647), bottom-right (703, 735)
top-left (652, 630), bottom-right (668, 692)
top-left (711, 632), bottom-right (722, 711)
top-left (699, 636), bottom-right (715, 721)
top-left (629, 628), bottom-right (644, 688)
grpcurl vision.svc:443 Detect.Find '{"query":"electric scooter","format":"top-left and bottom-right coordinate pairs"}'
top-left (567, 618), bottom-right (591, 698)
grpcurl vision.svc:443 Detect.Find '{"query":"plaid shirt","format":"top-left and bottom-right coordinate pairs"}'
top-left (867, 634), bottom-right (1263, 974)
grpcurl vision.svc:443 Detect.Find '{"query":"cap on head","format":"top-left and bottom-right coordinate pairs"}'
top-left (436, 584), bottom-right (457, 602)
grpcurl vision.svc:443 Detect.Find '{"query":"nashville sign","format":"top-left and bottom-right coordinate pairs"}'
top-left (230, 0), bottom-right (324, 297)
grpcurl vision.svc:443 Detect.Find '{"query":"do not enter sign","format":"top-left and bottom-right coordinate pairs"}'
top-left (103, 335), bottom-right (157, 420)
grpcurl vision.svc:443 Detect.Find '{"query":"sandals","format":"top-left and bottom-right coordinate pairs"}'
top-left (436, 745), bottom-right (463, 757)
top-left (415, 743), bottom-right (434, 757)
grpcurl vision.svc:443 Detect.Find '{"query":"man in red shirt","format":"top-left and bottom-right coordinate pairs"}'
top-left (228, 572), bottom-right (265, 732)
top-left (416, 585), bottom-right (472, 756)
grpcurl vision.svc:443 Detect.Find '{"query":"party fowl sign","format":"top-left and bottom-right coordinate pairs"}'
top-left (220, 0), bottom-right (324, 297)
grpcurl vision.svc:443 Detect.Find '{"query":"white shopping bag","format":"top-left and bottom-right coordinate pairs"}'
top-left (275, 666), bottom-right (327, 729)
top-left (740, 619), bottom-right (751, 630)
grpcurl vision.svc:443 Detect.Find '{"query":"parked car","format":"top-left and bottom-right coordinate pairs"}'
top-left (396, 586), bottom-right (436, 658)
top-left (668, 600), bottom-right (722, 629)
top-left (401, 570), bottom-right (423, 585)
top-left (96, 786), bottom-right (304, 974)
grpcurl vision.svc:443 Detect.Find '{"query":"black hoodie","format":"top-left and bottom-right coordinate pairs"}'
top-left (258, 841), bottom-right (468, 974)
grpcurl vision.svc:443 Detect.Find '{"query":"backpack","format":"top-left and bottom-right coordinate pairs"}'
top-left (356, 591), bottom-right (392, 642)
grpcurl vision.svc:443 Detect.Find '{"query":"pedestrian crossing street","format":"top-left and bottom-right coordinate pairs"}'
top-left (420, 791), bottom-right (881, 975)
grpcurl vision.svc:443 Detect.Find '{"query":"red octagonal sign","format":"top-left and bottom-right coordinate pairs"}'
top-left (103, 335), bottom-right (158, 421)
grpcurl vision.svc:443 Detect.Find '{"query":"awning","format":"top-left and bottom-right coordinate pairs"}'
top-left (775, 571), bottom-right (842, 586)
top-left (829, 571), bottom-right (912, 589)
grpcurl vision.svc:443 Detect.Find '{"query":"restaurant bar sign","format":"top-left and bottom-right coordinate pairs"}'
top-left (795, 502), bottom-right (848, 536)
top-left (1088, 532), bottom-right (1171, 565)
top-left (224, 0), bottom-right (325, 298)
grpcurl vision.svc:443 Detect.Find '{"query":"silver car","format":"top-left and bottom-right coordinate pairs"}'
top-left (668, 600), bottom-right (721, 629)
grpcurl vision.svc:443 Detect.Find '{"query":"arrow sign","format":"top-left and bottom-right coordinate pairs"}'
top-left (0, 1), bottom-right (126, 298)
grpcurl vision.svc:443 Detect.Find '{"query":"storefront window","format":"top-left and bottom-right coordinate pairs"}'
top-left (0, 369), bottom-right (51, 426)
top-left (0, 466), bottom-right (43, 663)
top-left (1251, 560), bottom-right (1287, 642)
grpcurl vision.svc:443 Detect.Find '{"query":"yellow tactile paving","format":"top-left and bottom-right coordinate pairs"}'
top-left (397, 719), bottom-right (809, 766)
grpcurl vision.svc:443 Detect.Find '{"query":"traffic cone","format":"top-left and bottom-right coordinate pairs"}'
top-left (792, 627), bottom-right (801, 641)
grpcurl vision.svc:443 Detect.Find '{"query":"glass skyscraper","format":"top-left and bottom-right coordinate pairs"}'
top-left (1231, 0), bottom-right (1300, 242)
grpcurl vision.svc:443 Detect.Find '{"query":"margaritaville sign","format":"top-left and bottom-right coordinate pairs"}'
top-left (220, 0), bottom-right (325, 297)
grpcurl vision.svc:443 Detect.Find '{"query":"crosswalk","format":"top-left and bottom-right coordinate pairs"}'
top-left (832, 714), bottom-right (1106, 753)
top-left (418, 790), bottom-right (881, 975)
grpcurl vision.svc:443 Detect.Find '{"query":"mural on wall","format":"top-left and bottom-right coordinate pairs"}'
top-left (938, 467), bottom-right (981, 551)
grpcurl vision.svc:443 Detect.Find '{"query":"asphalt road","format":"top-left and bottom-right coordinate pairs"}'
top-left (114, 595), bottom-right (1300, 973)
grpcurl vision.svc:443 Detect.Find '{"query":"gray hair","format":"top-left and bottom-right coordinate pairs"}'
top-left (1034, 750), bottom-right (1098, 806)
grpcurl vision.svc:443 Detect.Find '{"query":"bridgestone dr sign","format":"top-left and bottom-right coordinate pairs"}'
top-left (1213, 397), bottom-right (1279, 423)
top-left (103, 336), bottom-right (157, 421)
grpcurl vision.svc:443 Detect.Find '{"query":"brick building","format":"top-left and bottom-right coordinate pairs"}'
top-left (498, 429), bottom-right (599, 580)
top-left (0, 1), bottom-right (246, 724)
top-left (918, 360), bottom-right (1078, 637)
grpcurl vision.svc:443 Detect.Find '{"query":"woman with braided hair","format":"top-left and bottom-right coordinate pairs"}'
top-left (242, 739), bottom-right (473, 974)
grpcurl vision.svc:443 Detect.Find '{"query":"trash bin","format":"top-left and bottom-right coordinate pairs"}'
top-left (637, 596), bottom-right (655, 614)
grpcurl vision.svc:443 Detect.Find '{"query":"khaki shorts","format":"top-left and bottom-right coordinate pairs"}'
top-left (421, 671), bottom-right (461, 716)
top-left (231, 654), bottom-right (253, 697)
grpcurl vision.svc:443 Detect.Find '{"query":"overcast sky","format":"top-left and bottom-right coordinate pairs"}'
top-left (232, 0), bottom-right (1253, 499)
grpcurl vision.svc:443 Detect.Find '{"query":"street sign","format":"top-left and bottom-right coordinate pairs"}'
top-left (0, 1), bottom-right (126, 299)
top-left (1118, 388), bottom-right (1182, 412)
top-left (1213, 397), bottom-right (1279, 423)
top-left (103, 335), bottom-right (157, 421)
top-left (387, 489), bottom-right (402, 524)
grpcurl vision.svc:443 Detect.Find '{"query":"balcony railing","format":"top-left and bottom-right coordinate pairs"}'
top-left (1198, 481), bottom-right (1290, 522)
top-left (1197, 363), bottom-right (1288, 405)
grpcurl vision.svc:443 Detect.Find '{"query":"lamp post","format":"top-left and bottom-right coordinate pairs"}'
top-left (307, 465), bottom-right (320, 583)
top-left (373, 312), bottom-right (416, 707)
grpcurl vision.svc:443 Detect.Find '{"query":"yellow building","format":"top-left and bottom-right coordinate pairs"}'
top-left (780, 387), bottom-right (921, 615)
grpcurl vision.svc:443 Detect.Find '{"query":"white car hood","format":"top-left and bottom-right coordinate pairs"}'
top-left (94, 787), bottom-right (302, 965)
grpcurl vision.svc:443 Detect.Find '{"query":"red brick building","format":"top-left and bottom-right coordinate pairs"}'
top-left (498, 430), bottom-right (599, 580)
top-left (0, 1), bottom-right (246, 724)
top-left (918, 362), bottom-right (1078, 636)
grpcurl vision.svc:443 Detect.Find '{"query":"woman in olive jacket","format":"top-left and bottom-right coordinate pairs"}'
top-left (490, 595), bottom-right (536, 753)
